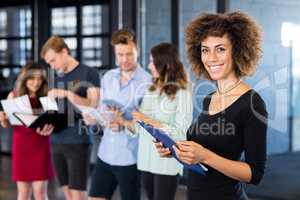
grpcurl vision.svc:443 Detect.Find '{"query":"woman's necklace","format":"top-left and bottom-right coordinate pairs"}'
top-left (217, 79), bottom-right (242, 95)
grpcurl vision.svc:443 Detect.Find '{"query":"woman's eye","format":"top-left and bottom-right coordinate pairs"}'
top-left (217, 47), bottom-right (225, 52)
top-left (201, 49), bottom-right (208, 54)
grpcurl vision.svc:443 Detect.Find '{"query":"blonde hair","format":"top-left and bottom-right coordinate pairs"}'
top-left (40, 36), bottom-right (70, 58)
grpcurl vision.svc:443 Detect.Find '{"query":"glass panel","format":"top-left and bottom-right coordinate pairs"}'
top-left (0, 67), bottom-right (19, 92)
top-left (63, 37), bottom-right (77, 58)
top-left (0, 39), bottom-right (32, 66)
top-left (138, 0), bottom-right (172, 68)
top-left (0, 6), bottom-right (31, 37)
top-left (229, 1), bottom-right (291, 152)
top-left (82, 5), bottom-right (109, 35)
top-left (82, 37), bottom-right (109, 67)
top-left (51, 7), bottom-right (76, 35)
top-left (0, 11), bottom-right (7, 36)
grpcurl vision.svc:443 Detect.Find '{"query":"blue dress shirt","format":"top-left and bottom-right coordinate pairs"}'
top-left (97, 66), bottom-right (151, 166)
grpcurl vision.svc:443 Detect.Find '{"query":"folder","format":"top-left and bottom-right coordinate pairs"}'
top-left (1, 95), bottom-right (68, 132)
top-left (102, 99), bottom-right (135, 120)
top-left (138, 121), bottom-right (207, 175)
top-left (1, 95), bottom-right (34, 125)
top-left (13, 111), bottom-right (68, 133)
top-left (72, 103), bottom-right (115, 126)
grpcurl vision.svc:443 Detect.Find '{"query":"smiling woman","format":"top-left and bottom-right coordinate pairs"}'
top-left (200, 35), bottom-right (234, 82)
top-left (154, 11), bottom-right (268, 200)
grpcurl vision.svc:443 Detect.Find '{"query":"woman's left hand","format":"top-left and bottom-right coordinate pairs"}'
top-left (132, 111), bottom-right (147, 122)
top-left (36, 124), bottom-right (54, 136)
top-left (173, 141), bottom-right (210, 165)
top-left (132, 111), bottom-right (162, 128)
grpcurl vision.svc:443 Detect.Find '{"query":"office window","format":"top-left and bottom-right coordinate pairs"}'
top-left (64, 37), bottom-right (77, 57)
top-left (0, 6), bottom-right (32, 93)
top-left (52, 7), bottom-right (76, 35)
top-left (82, 5), bottom-right (109, 35)
top-left (0, 11), bottom-right (7, 37)
top-left (50, 3), bottom-right (111, 68)
top-left (0, 6), bottom-right (32, 66)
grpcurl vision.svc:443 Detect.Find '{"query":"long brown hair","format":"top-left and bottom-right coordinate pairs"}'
top-left (15, 62), bottom-right (48, 97)
top-left (149, 43), bottom-right (188, 99)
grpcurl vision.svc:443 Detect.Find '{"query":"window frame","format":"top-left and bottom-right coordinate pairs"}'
top-left (0, 2), bottom-right (34, 69)
top-left (49, 0), bottom-right (113, 70)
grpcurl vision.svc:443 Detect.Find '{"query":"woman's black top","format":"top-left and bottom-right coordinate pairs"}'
top-left (187, 90), bottom-right (268, 200)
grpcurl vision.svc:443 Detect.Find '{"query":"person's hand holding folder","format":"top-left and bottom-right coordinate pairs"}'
top-left (153, 140), bottom-right (172, 158)
top-left (173, 141), bottom-right (210, 165)
top-left (140, 121), bottom-right (207, 175)
top-left (36, 124), bottom-right (54, 136)
top-left (132, 111), bottom-right (162, 129)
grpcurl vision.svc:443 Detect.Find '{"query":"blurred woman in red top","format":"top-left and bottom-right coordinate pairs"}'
top-left (0, 62), bottom-right (54, 200)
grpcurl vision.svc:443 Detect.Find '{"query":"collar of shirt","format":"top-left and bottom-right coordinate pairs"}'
top-left (113, 64), bottom-right (142, 83)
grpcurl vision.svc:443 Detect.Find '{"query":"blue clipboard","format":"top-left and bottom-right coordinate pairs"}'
top-left (102, 99), bottom-right (134, 120)
top-left (138, 121), bottom-right (207, 175)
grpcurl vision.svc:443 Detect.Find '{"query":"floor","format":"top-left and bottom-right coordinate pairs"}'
top-left (1, 152), bottom-right (300, 200)
top-left (0, 155), bottom-right (186, 200)
top-left (245, 152), bottom-right (300, 200)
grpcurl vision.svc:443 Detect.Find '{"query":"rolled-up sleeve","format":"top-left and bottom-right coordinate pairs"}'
top-left (243, 94), bottom-right (268, 185)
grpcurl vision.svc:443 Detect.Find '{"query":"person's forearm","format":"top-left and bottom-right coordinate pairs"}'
top-left (144, 117), bottom-right (162, 129)
top-left (204, 150), bottom-right (252, 183)
top-left (67, 91), bottom-right (97, 107)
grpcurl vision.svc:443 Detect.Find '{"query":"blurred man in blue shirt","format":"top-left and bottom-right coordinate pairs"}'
top-left (85, 29), bottom-right (151, 200)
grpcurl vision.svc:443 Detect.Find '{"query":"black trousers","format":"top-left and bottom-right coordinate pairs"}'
top-left (141, 171), bottom-right (178, 200)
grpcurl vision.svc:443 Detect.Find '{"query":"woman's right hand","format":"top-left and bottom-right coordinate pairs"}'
top-left (82, 114), bottom-right (97, 125)
top-left (0, 111), bottom-right (9, 128)
top-left (0, 111), bottom-right (7, 121)
top-left (153, 140), bottom-right (172, 158)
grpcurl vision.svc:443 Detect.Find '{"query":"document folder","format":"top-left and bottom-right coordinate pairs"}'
top-left (138, 121), bottom-right (207, 175)
top-left (13, 111), bottom-right (68, 133)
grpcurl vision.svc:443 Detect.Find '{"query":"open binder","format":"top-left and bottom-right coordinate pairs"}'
top-left (13, 111), bottom-right (68, 132)
top-left (138, 121), bottom-right (208, 175)
top-left (1, 95), bottom-right (68, 132)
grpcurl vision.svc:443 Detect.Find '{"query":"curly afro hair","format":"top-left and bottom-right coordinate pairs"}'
top-left (185, 11), bottom-right (262, 79)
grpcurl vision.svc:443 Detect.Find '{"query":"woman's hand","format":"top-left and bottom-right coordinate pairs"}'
top-left (0, 111), bottom-right (7, 121)
top-left (0, 111), bottom-right (9, 128)
top-left (132, 111), bottom-right (147, 122)
top-left (82, 114), bottom-right (97, 125)
top-left (36, 124), bottom-right (54, 136)
top-left (132, 111), bottom-right (162, 128)
top-left (173, 141), bottom-right (211, 165)
top-left (153, 140), bottom-right (172, 158)
top-left (107, 121), bottom-right (124, 132)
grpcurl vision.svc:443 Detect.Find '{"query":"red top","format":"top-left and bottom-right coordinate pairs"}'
top-left (12, 97), bottom-right (54, 181)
